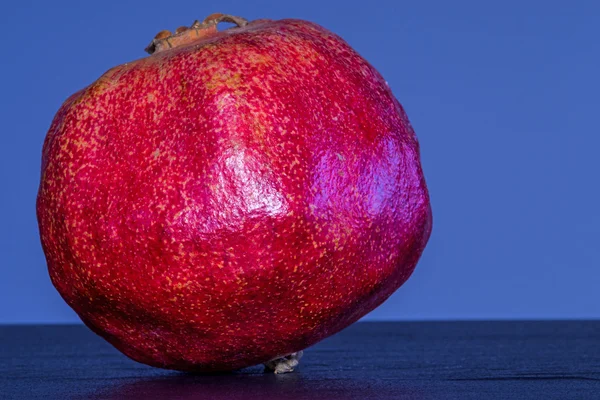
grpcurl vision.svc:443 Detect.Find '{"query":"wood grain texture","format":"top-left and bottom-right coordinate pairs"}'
top-left (1, 321), bottom-right (599, 399)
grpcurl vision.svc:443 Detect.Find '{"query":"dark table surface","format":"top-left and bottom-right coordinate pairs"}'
top-left (1, 321), bottom-right (599, 399)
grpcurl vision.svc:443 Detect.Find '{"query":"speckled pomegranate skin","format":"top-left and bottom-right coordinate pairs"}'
top-left (37, 18), bottom-right (432, 372)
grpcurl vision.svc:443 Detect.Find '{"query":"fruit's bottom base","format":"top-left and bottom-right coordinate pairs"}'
top-left (263, 351), bottom-right (304, 374)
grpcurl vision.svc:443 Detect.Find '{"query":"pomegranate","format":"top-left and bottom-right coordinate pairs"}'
top-left (37, 13), bottom-right (432, 373)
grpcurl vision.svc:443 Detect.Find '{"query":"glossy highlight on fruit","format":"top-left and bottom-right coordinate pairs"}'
top-left (37, 13), bottom-right (432, 372)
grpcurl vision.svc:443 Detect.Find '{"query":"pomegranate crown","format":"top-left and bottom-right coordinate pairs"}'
top-left (145, 13), bottom-right (249, 55)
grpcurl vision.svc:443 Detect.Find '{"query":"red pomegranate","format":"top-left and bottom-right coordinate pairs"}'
top-left (37, 14), bottom-right (432, 373)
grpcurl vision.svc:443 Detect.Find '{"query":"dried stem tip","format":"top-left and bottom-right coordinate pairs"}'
top-left (145, 13), bottom-right (249, 55)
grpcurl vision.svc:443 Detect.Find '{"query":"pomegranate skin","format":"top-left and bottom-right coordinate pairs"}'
top-left (37, 18), bottom-right (432, 372)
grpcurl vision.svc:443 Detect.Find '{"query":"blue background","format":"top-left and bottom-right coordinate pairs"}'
top-left (1, 0), bottom-right (598, 323)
